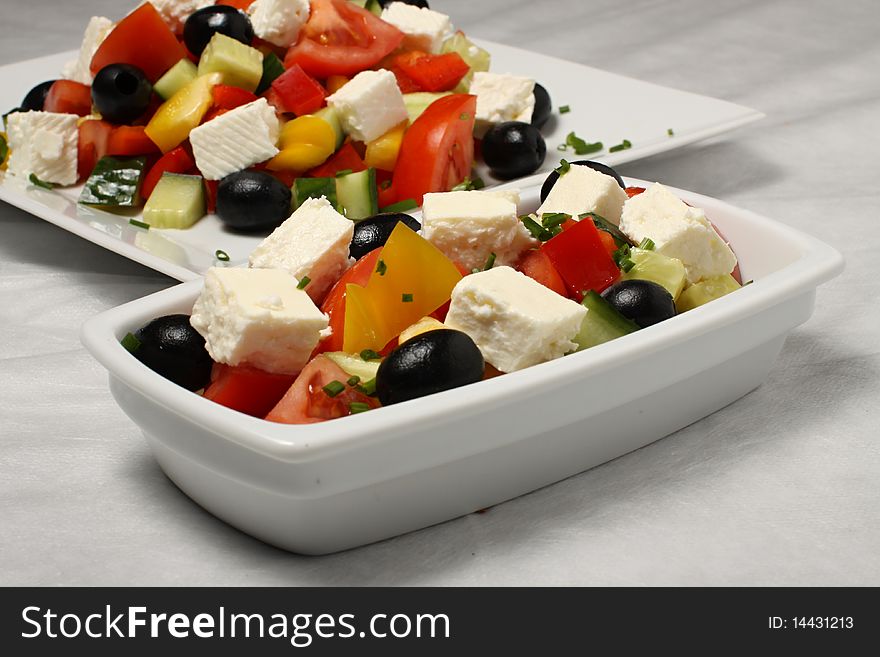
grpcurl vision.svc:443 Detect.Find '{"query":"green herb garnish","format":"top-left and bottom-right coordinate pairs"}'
top-left (521, 215), bottom-right (554, 242)
top-left (346, 375), bottom-right (361, 387)
top-left (667, 128), bottom-right (674, 137)
top-left (355, 377), bottom-right (377, 395)
top-left (565, 132), bottom-right (603, 155)
top-left (451, 176), bottom-right (485, 192)
top-left (639, 238), bottom-right (655, 251)
top-left (349, 401), bottom-right (372, 414)
top-left (215, 249), bottom-right (230, 262)
top-left (120, 332), bottom-right (141, 354)
top-left (557, 144), bottom-right (569, 152)
top-left (28, 173), bottom-right (55, 189)
top-left (401, 293), bottom-right (413, 303)
top-left (559, 105), bottom-right (571, 114)
top-left (376, 259), bottom-right (387, 276)
top-left (554, 159), bottom-right (571, 176)
top-left (609, 139), bottom-right (633, 153)
top-left (541, 212), bottom-right (570, 230)
top-left (483, 252), bottom-right (497, 271)
top-left (129, 219), bottom-right (150, 230)
top-left (360, 349), bottom-right (382, 361)
top-left (322, 380), bottom-right (346, 397)
top-left (297, 276), bottom-right (311, 290)
top-left (379, 198), bottom-right (418, 213)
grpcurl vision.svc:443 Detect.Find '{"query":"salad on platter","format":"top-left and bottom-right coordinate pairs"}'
top-left (0, 0), bottom-right (555, 233)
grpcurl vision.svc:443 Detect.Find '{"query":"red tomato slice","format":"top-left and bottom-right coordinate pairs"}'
top-left (77, 120), bottom-right (114, 181)
top-left (44, 80), bottom-right (92, 116)
top-left (625, 186), bottom-right (645, 198)
top-left (387, 64), bottom-right (423, 94)
top-left (517, 248), bottom-right (568, 297)
top-left (388, 94), bottom-right (476, 207)
top-left (542, 218), bottom-right (620, 299)
top-left (90, 3), bottom-right (188, 82)
top-left (307, 142), bottom-right (366, 178)
top-left (211, 85), bottom-right (259, 111)
top-left (284, 0), bottom-right (404, 78)
top-left (204, 179), bottom-right (219, 213)
top-left (204, 363), bottom-right (297, 418)
top-left (106, 125), bottom-right (161, 157)
top-left (596, 229), bottom-right (618, 259)
top-left (265, 356), bottom-right (380, 424)
top-left (393, 51), bottom-right (470, 92)
top-left (141, 145), bottom-right (196, 198)
top-left (270, 64), bottom-right (326, 115)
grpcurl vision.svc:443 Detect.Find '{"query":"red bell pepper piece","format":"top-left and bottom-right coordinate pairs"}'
top-left (106, 125), bottom-right (161, 157)
top-left (393, 51), bottom-right (470, 92)
top-left (517, 248), bottom-right (568, 297)
top-left (43, 80), bottom-right (92, 116)
top-left (141, 145), bottom-right (196, 199)
top-left (203, 363), bottom-right (297, 418)
top-left (270, 64), bottom-right (327, 116)
top-left (211, 85), bottom-right (259, 111)
top-left (307, 142), bottom-right (366, 178)
top-left (542, 218), bottom-right (620, 299)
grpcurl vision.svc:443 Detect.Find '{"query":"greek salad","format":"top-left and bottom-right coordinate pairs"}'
top-left (121, 159), bottom-right (745, 424)
top-left (0, 0), bottom-right (553, 232)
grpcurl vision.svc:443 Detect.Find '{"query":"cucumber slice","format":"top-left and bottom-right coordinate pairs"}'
top-left (325, 352), bottom-right (381, 382)
top-left (143, 173), bottom-right (206, 229)
top-left (198, 33), bottom-right (263, 93)
top-left (153, 58), bottom-right (198, 101)
top-left (676, 274), bottom-right (741, 313)
top-left (313, 107), bottom-right (345, 149)
top-left (379, 198), bottom-right (419, 213)
top-left (403, 92), bottom-right (452, 124)
top-left (621, 248), bottom-right (687, 300)
top-left (292, 176), bottom-right (337, 210)
top-left (575, 290), bottom-right (639, 350)
top-left (335, 168), bottom-right (378, 220)
top-left (442, 33), bottom-right (491, 93)
top-left (256, 52), bottom-right (285, 94)
top-left (79, 156), bottom-right (147, 209)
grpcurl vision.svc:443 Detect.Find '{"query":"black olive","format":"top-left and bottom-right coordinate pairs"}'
top-left (21, 80), bottom-right (56, 111)
top-left (531, 83), bottom-right (552, 129)
top-left (184, 5), bottom-right (255, 56)
top-left (540, 160), bottom-right (626, 203)
top-left (216, 170), bottom-right (292, 232)
top-left (376, 0), bottom-right (430, 8)
top-left (131, 314), bottom-right (213, 391)
top-left (376, 329), bottom-right (484, 406)
top-left (482, 121), bottom-right (546, 180)
top-left (601, 279), bottom-right (675, 328)
top-left (350, 212), bottom-right (421, 260)
top-left (91, 64), bottom-right (153, 124)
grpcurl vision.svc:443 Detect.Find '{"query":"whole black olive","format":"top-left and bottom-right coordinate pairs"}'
top-left (601, 279), bottom-right (675, 328)
top-left (531, 83), bottom-right (552, 129)
top-left (540, 160), bottom-right (626, 203)
top-left (377, 0), bottom-right (430, 8)
top-left (21, 80), bottom-right (57, 112)
top-left (216, 170), bottom-right (292, 232)
top-left (482, 121), bottom-right (546, 180)
top-left (376, 329), bottom-right (484, 406)
top-left (350, 212), bottom-right (421, 260)
top-left (184, 5), bottom-right (255, 56)
top-left (130, 314), bottom-right (213, 391)
top-left (91, 64), bottom-right (153, 124)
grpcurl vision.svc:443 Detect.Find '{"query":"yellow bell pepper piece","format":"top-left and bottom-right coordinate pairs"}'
top-left (268, 115), bottom-right (337, 171)
top-left (364, 121), bottom-right (407, 172)
top-left (398, 316), bottom-right (445, 345)
top-left (145, 73), bottom-right (222, 153)
top-left (267, 143), bottom-right (331, 171)
top-left (342, 223), bottom-right (463, 353)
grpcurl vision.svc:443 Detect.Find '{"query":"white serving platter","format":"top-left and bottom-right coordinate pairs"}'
top-left (0, 42), bottom-right (763, 281)
top-left (81, 178), bottom-right (842, 554)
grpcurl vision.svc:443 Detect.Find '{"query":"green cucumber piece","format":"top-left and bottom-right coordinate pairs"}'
top-left (441, 33), bottom-right (491, 93)
top-left (379, 198), bottom-right (419, 213)
top-left (153, 58), bottom-right (198, 101)
top-left (403, 92), bottom-right (452, 124)
top-left (79, 156), bottom-right (147, 209)
top-left (676, 274), bottom-right (741, 313)
top-left (142, 173), bottom-right (206, 229)
top-left (349, 0), bottom-right (382, 16)
top-left (198, 33), bottom-right (263, 92)
top-left (335, 168), bottom-right (378, 220)
top-left (575, 290), bottom-right (639, 350)
top-left (292, 177), bottom-right (337, 210)
top-left (621, 248), bottom-right (687, 300)
top-left (256, 52), bottom-right (285, 95)
top-left (325, 351), bottom-right (381, 382)
top-left (313, 107), bottom-right (345, 149)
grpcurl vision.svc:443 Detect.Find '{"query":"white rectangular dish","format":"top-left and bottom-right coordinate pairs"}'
top-left (0, 43), bottom-right (764, 282)
top-left (80, 178), bottom-right (841, 554)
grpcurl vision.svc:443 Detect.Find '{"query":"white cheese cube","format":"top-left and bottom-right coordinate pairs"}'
top-left (445, 266), bottom-right (586, 373)
top-left (619, 183), bottom-right (737, 284)
top-left (190, 267), bottom-right (329, 375)
top-left (248, 0), bottom-right (310, 48)
top-left (326, 70), bottom-right (409, 143)
top-left (537, 164), bottom-right (628, 225)
top-left (249, 197), bottom-right (354, 301)
top-left (469, 72), bottom-right (535, 138)
top-left (380, 2), bottom-right (453, 53)
top-left (148, 0), bottom-right (215, 33)
top-left (190, 98), bottom-right (280, 180)
top-left (6, 111), bottom-right (78, 186)
top-left (61, 16), bottom-right (114, 85)
top-left (421, 190), bottom-right (536, 272)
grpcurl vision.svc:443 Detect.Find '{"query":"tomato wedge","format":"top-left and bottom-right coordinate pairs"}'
top-left (211, 85), bottom-right (259, 111)
top-left (393, 51), bottom-right (470, 92)
top-left (265, 356), bottom-right (380, 424)
top-left (106, 125), bottom-right (161, 156)
top-left (77, 119), bottom-right (114, 181)
top-left (284, 0), bottom-right (404, 78)
top-left (388, 94), bottom-right (476, 206)
top-left (44, 80), bottom-right (92, 116)
top-left (517, 249), bottom-right (568, 297)
top-left (141, 145), bottom-right (196, 199)
top-left (204, 363), bottom-right (297, 418)
top-left (307, 142), bottom-right (366, 178)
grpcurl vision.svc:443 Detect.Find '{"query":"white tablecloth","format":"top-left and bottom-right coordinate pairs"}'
top-left (2, 0), bottom-right (877, 585)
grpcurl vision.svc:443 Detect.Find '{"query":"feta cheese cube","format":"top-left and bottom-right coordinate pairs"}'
top-left (249, 197), bottom-right (354, 301)
top-left (445, 266), bottom-right (586, 373)
top-left (61, 16), bottom-right (114, 85)
top-left (190, 98), bottom-right (280, 180)
top-left (537, 164), bottom-right (628, 225)
top-left (6, 111), bottom-right (79, 186)
top-left (421, 189), bottom-right (536, 272)
top-left (327, 70), bottom-right (409, 143)
top-left (469, 72), bottom-right (535, 138)
top-left (619, 183), bottom-right (737, 284)
top-left (149, 0), bottom-right (215, 33)
top-left (248, 0), bottom-right (310, 48)
top-left (190, 267), bottom-right (329, 375)
top-left (380, 2), bottom-right (453, 53)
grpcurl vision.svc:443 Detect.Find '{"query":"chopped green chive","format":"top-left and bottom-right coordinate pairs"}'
top-left (554, 159), bottom-right (571, 176)
top-left (349, 401), bottom-right (372, 414)
top-left (335, 168), bottom-right (353, 177)
top-left (322, 380), bottom-right (346, 397)
top-left (541, 212), bottom-right (570, 230)
top-left (129, 219), bottom-right (150, 230)
top-left (743, 279), bottom-right (754, 286)
top-left (483, 252), bottom-right (496, 271)
top-left (521, 215), bottom-right (555, 242)
top-left (609, 139), bottom-right (633, 153)
top-left (346, 375), bottom-right (361, 387)
top-left (451, 176), bottom-right (486, 192)
top-left (566, 132), bottom-right (603, 155)
top-left (360, 349), bottom-right (382, 361)
top-left (612, 243), bottom-right (632, 269)
top-left (559, 105), bottom-right (571, 114)
top-left (667, 128), bottom-right (674, 137)
top-left (619, 258), bottom-right (636, 273)
top-left (557, 144), bottom-right (569, 152)
top-left (401, 293), bottom-right (414, 303)
top-left (639, 238), bottom-right (655, 251)
top-left (297, 276), bottom-right (311, 290)
top-left (355, 377), bottom-right (377, 395)
top-left (28, 173), bottom-right (55, 189)
top-left (215, 249), bottom-right (230, 262)
top-left (376, 259), bottom-right (387, 276)
top-left (120, 332), bottom-right (141, 354)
